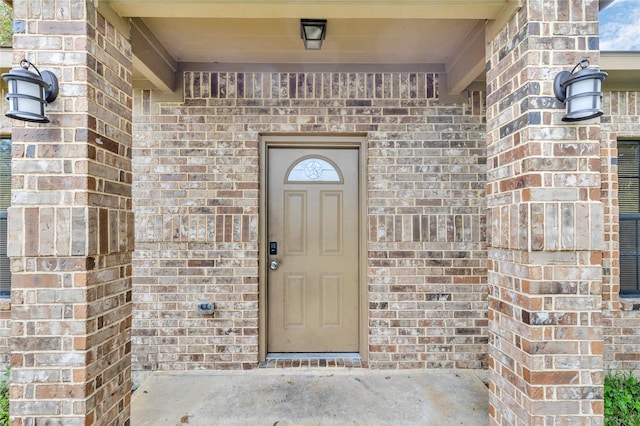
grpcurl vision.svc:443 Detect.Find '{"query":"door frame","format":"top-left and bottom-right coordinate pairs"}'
top-left (258, 135), bottom-right (368, 361)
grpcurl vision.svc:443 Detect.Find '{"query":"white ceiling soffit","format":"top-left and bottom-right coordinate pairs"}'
top-left (100, 0), bottom-right (522, 94)
top-left (600, 52), bottom-right (640, 92)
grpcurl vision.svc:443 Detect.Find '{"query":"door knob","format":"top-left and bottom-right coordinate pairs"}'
top-left (269, 260), bottom-right (279, 270)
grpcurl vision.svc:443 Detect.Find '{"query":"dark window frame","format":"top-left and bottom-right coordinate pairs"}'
top-left (0, 137), bottom-right (9, 298)
top-left (618, 140), bottom-right (640, 296)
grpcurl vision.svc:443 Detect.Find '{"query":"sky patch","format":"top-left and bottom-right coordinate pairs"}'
top-left (600, 0), bottom-right (640, 51)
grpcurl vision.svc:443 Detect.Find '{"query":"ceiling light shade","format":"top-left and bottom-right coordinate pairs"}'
top-left (300, 19), bottom-right (327, 50)
top-left (2, 59), bottom-right (59, 124)
top-left (553, 59), bottom-right (607, 122)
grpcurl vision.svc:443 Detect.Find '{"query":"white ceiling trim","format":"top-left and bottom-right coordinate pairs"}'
top-left (104, 0), bottom-right (515, 20)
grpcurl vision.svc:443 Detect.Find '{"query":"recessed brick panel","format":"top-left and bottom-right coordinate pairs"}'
top-left (132, 70), bottom-right (488, 374)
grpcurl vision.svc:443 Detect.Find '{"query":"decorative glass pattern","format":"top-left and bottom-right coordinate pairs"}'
top-left (286, 157), bottom-right (342, 183)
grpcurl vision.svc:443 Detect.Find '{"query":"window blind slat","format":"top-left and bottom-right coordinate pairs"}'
top-left (0, 138), bottom-right (10, 210)
top-left (0, 213), bottom-right (8, 296)
top-left (0, 139), bottom-right (10, 297)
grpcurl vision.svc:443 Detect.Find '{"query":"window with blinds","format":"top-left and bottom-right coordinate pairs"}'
top-left (0, 138), bottom-right (10, 297)
top-left (618, 141), bottom-right (640, 295)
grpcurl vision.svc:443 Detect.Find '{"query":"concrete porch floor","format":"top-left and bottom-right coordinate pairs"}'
top-left (131, 368), bottom-right (489, 425)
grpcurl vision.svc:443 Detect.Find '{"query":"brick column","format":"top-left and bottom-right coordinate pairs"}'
top-left (8, 2), bottom-right (133, 424)
top-left (486, 1), bottom-right (604, 424)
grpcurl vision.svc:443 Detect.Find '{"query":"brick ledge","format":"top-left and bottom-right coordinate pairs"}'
top-left (620, 297), bottom-right (640, 311)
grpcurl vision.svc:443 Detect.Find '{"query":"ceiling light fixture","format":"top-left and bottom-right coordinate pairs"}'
top-left (300, 19), bottom-right (327, 50)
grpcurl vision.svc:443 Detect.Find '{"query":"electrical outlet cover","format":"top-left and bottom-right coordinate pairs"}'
top-left (196, 302), bottom-right (214, 314)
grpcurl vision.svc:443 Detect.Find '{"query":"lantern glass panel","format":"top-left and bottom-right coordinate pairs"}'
top-left (564, 75), bottom-right (605, 121)
top-left (14, 98), bottom-right (44, 119)
top-left (10, 80), bottom-right (45, 119)
top-left (15, 79), bottom-right (42, 99)
top-left (14, 80), bottom-right (43, 117)
top-left (304, 25), bottom-right (323, 41)
top-left (566, 78), bottom-right (593, 97)
top-left (304, 40), bottom-right (322, 49)
top-left (567, 95), bottom-right (594, 115)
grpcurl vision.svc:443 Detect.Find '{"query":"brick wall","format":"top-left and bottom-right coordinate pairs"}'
top-left (8, 2), bottom-right (133, 424)
top-left (0, 1), bottom-right (635, 423)
top-left (131, 71), bottom-right (488, 378)
top-left (601, 90), bottom-right (640, 372)
top-left (485, 1), bottom-right (604, 424)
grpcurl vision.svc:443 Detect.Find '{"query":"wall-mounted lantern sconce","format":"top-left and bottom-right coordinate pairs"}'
top-left (300, 19), bottom-right (327, 50)
top-left (2, 59), bottom-right (59, 123)
top-left (553, 58), bottom-right (607, 122)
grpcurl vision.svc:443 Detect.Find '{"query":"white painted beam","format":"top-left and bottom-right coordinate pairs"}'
top-left (601, 51), bottom-right (640, 70)
top-left (600, 51), bottom-right (640, 91)
top-left (131, 18), bottom-right (177, 93)
top-left (486, 0), bottom-right (521, 40)
top-left (96, 0), bottom-right (131, 38)
top-left (445, 21), bottom-right (486, 95)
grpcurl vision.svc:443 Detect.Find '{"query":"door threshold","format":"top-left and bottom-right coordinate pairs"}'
top-left (266, 352), bottom-right (360, 360)
top-left (259, 353), bottom-right (364, 369)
